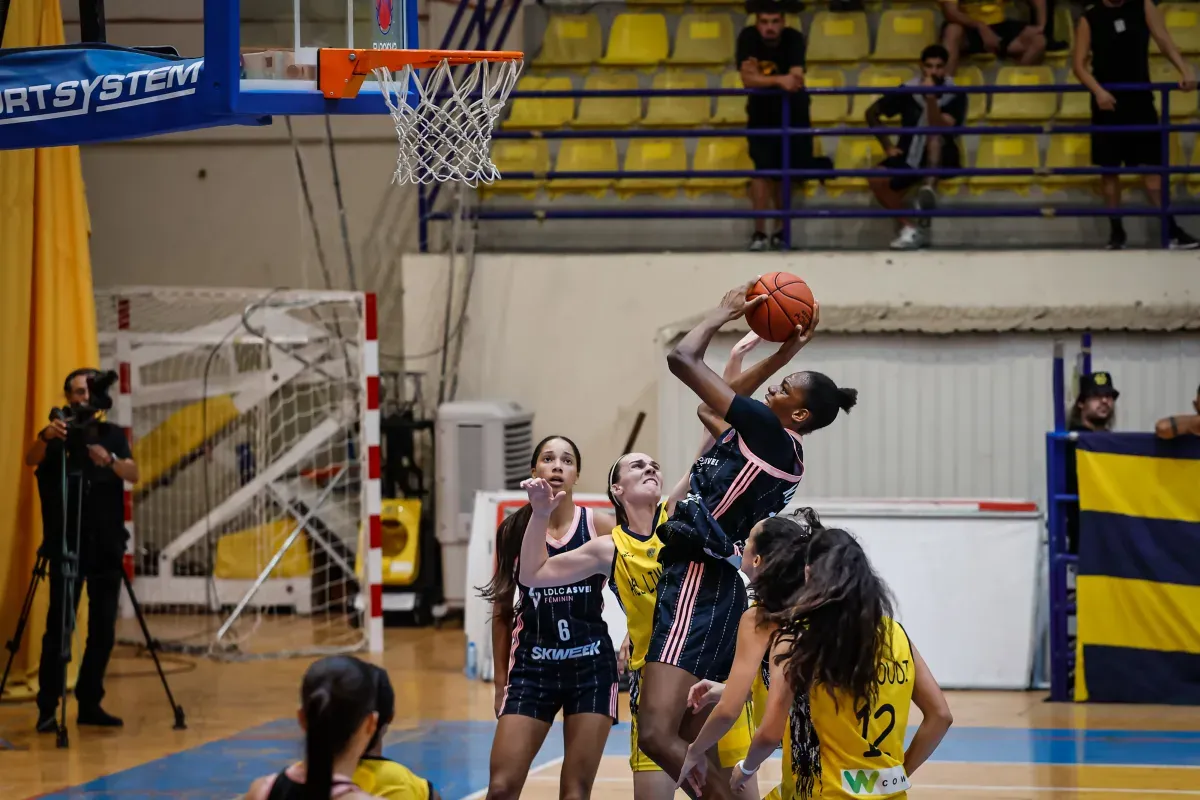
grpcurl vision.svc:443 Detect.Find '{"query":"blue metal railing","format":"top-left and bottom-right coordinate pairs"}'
top-left (418, 77), bottom-right (1200, 250)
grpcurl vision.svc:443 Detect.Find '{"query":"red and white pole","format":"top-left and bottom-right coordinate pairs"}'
top-left (116, 297), bottom-right (135, 618)
top-left (363, 293), bottom-right (383, 653)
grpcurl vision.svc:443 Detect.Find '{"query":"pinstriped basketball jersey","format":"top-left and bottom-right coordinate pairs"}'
top-left (660, 424), bottom-right (804, 566)
top-left (512, 506), bottom-right (614, 666)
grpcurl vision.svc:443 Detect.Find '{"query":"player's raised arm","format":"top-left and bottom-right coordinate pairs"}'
top-left (667, 280), bottom-right (767, 419)
top-left (518, 478), bottom-right (614, 588)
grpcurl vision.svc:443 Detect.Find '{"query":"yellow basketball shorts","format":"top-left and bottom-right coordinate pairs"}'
top-left (629, 701), bottom-right (756, 772)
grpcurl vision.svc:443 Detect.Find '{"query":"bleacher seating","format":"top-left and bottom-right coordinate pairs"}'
top-left (669, 13), bottom-right (736, 66)
top-left (489, 0), bottom-right (1200, 220)
top-left (616, 138), bottom-right (688, 197)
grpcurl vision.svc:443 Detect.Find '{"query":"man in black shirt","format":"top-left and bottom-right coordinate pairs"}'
top-left (737, 4), bottom-right (812, 252)
top-left (941, 0), bottom-right (1049, 75)
top-left (865, 45), bottom-right (967, 250)
top-left (1074, 0), bottom-right (1198, 249)
top-left (24, 369), bottom-right (139, 732)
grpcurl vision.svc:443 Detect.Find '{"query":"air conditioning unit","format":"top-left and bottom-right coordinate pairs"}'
top-left (435, 400), bottom-right (534, 609)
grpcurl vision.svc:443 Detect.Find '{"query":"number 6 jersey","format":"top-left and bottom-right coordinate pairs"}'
top-left (500, 505), bottom-right (619, 723)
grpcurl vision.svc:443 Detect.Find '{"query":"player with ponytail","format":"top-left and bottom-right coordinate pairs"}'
top-left (243, 656), bottom-right (382, 800)
top-left (731, 528), bottom-right (953, 799)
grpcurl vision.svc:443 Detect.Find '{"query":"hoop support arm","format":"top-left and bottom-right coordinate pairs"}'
top-left (317, 48), bottom-right (525, 99)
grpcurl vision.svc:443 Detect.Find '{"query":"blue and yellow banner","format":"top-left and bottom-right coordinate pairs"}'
top-left (1075, 433), bottom-right (1200, 704)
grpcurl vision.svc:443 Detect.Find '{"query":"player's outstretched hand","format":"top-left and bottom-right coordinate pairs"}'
top-left (687, 679), bottom-right (724, 711)
top-left (717, 278), bottom-right (767, 322)
top-left (779, 300), bottom-right (821, 357)
top-left (521, 477), bottom-right (566, 516)
top-left (677, 743), bottom-right (709, 796)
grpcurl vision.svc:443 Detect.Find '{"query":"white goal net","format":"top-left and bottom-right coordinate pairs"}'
top-left (95, 287), bottom-right (381, 659)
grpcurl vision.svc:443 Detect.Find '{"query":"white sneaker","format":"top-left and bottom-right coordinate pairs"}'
top-left (889, 225), bottom-right (926, 250)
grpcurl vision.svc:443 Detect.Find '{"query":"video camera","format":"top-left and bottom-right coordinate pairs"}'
top-left (49, 369), bottom-right (118, 438)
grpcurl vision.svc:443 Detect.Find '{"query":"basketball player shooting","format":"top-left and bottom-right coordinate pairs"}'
top-left (635, 279), bottom-right (857, 798)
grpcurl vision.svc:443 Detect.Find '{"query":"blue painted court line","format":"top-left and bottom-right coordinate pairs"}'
top-left (37, 722), bottom-right (1200, 800)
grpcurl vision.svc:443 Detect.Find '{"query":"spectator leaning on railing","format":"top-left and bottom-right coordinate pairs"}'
top-left (1155, 384), bottom-right (1200, 439)
top-left (940, 0), bottom-right (1048, 75)
top-left (738, 0), bottom-right (812, 252)
top-left (1074, 0), bottom-right (1198, 250)
top-left (866, 44), bottom-right (967, 251)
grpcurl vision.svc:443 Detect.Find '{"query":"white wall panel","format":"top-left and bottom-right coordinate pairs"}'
top-left (659, 332), bottom-right (1200, 507)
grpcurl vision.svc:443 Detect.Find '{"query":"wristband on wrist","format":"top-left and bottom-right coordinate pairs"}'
top-left (735, 759), bottom-right (759, 777)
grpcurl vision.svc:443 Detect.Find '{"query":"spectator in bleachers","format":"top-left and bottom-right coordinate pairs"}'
top-left (1155, 384), bottom-right (1200, 438)
top-left (940, 0), bottom-right (1047, 74)
top-left (865, 44), bottom-right (967, 250)
top-left (1065, 371), bottom-right (1119, 554)
top-left (738, 0), bottom-right (812, 251)
top-left (1074, 0), bottom-right (1199, 249)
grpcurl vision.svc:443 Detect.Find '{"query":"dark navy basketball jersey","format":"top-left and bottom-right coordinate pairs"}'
top-left (660, 400), bottom-right (804, 567)
top-left (512, 506), bottom-right (614, 666)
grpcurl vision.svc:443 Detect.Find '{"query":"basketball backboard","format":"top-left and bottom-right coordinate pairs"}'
top-left (225, 0), bottom-right (420, 115)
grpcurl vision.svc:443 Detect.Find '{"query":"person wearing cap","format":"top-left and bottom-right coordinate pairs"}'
top-left (353, 665), bottom-right (441, 800)
top-left (1155, 384), bottom-right (1200, 439)
top-left (1064, 371), bottom-right (1119, 554)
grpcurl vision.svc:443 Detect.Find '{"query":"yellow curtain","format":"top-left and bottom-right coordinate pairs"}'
top-left (0, 0), bottom-right (98, 701)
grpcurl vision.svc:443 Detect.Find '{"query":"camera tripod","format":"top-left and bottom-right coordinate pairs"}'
top-left (0, 468), bottom-right (186, 748)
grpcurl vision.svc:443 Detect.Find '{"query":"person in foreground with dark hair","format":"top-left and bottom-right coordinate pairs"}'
top-left (478, 435), bottom-right (619, 800)
top-left (731, 528), bottom-right (953, 799)
top-left (354, 665), bottom-right (441, 800)
top-left (678, 509), bottom-right (824, 800)
top-left (866, 44), bottom-right (966, 251)
top-left (243, 655), bottom-right (382, 800)
top-left (635, 282), bottom-right (856, 799)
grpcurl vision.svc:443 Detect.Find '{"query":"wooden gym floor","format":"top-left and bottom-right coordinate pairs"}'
top-left (2, 625), bottom-right (1199, 799)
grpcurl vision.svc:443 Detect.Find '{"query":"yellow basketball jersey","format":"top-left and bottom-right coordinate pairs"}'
top-left (353, 756), bottom-right (431, 800)
top-left (809, 619), bottom-right (914, 799)
top-left (610, 502), bottom-right (669, 671)
top-left (755, 663), bottom-right (796, 800)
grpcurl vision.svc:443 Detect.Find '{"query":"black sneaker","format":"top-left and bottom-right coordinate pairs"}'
top-left (1170, 229), bottom-right (1200, 250)
top-left (770, 232), bottom-right (787, 251)
top-left (749, 232), bottom-right (768, 252)
top-left (36, 710), bottom-right (57, 734)
top-left (915, 185), bottom-right (937, 231)
top-left (1106, 226), bottom-right (1127, 250)
top-left (77, 705), bottom-right (123, 727)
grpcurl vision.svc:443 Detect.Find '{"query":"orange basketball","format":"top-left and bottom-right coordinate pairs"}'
top-left (746, 272), bottom-right (815, 342)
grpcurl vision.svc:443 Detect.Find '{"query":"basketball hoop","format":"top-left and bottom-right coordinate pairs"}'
top-left (318, 49), bottom-right (523, 187)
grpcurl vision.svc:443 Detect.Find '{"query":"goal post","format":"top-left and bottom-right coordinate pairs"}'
top-left (95, 287), bottom-right (382, 658)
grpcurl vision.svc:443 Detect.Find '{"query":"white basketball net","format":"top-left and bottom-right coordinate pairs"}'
top-left (376, 57), bottom-right (522, 187)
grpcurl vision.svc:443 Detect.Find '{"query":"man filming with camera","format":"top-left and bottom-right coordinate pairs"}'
top-left (24, 368), bottom-right (138, 733)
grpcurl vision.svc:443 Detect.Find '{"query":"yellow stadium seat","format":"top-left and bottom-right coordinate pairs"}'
top-left (1058, 70), bottom-right (1091, 120)
top-left (1042, 134), bottom-right (1097, 191)
top-left (825, 136), bottom-right (886, 195)
top-left (687, 137), bottom-right (754, 197)
top-left (547, 138), bottom-right (618, 198)
top-left (872, 8), bottom-right (938, 61)
top-left (504, 76), bottom-right (575, 130)
top-left (215, 520), bottom-right (312, 580)
top-left (969, 135), bottom-right (1040, 194)
top-left (745, 13), bottom-right (803, 31)
top-left (952, 65), bottom-right (988, 122)
top-left (1188, 136), bottom-right (1200, 193)
top-left (713, 70), bottom-right (748, 125)
top-left (1152, 60), bottom-right (1199, 119)
top-left (1153, 4), bottom-right (1200, 54)
top-left (988, 66), bottom-right (1057, 121)
top-left (534, 14), bottom-right (603, 68)
top-left (807, 11), bottom-right (871, 63)
top-left (575, 72), bottom-right (643, 128)
top-left (850, 65), bottom-right (916, 122)
top-left (807, 66), bottom-right (850, 125)
top-left (1046, 4), bottom-right (1075, 64)
top-left (601, 13), bottom-right (670, 66)
top-left (627, 0), bottom-right (685, 6)
top-left (643, 70), bottom-right (712, 126)
top-left (480, 139), bottom-right (550, 199)
top-left (616, 138), bottom-right (687, 198)
top-left (669, 13), bottom-right (736, 66)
